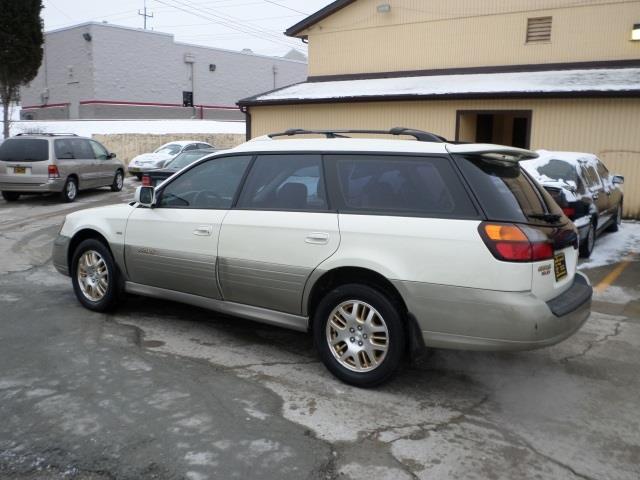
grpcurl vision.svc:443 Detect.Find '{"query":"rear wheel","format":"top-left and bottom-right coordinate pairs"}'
top-left (313, 284), bottom-right (405, 387)
top-left (1, 191), bottom-right (20, 202)
top-left (579, 221), bottom-right (596, 258)
top-left (61, 177), bottom-right (78, 203)
top-left (606, 204), bottom-right (622, 233)
top-left (71, 239), bottom-right (121, 312)
top-left (111, 170), bottom-right (124, 192)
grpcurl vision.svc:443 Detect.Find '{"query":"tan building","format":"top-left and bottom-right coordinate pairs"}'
top-left (239, 0), bottom-right (640, 217)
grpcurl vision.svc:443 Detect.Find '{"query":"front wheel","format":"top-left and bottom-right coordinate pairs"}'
top-left (313, 284), bottom-right (406, 388)
top-left (111, 170), bottom-right (124, 192)
top-left (71, 239), bottom-right (121, 312)
top-left (606, 204), bottom-right (622, 233)
top-left (1, 191), bottom-right (20, 202)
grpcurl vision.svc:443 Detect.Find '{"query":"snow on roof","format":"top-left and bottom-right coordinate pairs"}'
top-left (243, 67), bottom-right (640, 104)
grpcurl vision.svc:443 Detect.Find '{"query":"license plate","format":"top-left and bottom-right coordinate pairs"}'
top-left (554, 252), bottom-right (568, 281)
top-left (14, 166), bottom-right (26, 174)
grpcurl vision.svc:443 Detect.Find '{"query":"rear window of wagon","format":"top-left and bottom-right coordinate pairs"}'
top-left (0, 139), bottom-right (49, 162)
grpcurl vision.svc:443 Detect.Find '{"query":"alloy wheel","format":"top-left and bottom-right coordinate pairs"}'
top-left (77, 250), bottom-right (109, 301)
top-left (325, 300), bottom-right (389, 372)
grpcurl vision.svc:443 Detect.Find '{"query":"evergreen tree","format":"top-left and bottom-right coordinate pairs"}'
top-left (0, 0), bottom-right (44, 139)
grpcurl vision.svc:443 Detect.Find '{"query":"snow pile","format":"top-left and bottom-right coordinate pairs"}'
top-left (579, 222), bottom-right (640, 270)
top-left (10, 119), bottom-right (245, 137)
top-left (253, 67), bottom-right (640, 102)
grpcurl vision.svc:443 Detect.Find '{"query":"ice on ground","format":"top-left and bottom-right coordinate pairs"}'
top-left (579, 222), bottom-right (640, 269)
top-left (10, 119), bottom-right (245, 137)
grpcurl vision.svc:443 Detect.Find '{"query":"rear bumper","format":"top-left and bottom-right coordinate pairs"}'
top-left (0, 178), bottom-right (65, 193)
top-left (52, 234), bottom-right (71, 276)
top-left (394, 272), bottom-right (592, 351)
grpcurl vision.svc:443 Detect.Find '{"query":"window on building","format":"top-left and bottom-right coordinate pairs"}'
top-left (526, 17), bottom-right (552, 43)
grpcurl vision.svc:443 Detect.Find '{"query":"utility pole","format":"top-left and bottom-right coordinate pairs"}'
top-left (138, 0), bottom-right (154, 30)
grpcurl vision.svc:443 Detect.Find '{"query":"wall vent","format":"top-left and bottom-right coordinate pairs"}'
top-left (526, 17), bottom-right (552, 43)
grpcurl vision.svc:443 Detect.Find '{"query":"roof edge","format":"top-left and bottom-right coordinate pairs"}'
top-left (238, 89), bottom-right (640, 107)
top-left (285, 0), bottom-right (357, 37)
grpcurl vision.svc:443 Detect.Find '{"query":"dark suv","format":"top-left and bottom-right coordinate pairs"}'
top-left (522, 150), bottom-right (624, 257)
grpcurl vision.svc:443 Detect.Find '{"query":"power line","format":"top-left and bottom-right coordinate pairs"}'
top-left (262, 0), bottom-right (309, 16)
top-left (153, 0), bottom-right (305, 52)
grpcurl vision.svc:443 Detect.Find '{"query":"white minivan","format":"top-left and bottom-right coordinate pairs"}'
top-left (53, 129), bottom-right (592, 387)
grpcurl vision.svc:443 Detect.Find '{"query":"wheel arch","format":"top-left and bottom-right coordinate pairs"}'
top-left (304, 266), bottom-right (424, 355)
top-left (67, 229), bottom-right (114, 273)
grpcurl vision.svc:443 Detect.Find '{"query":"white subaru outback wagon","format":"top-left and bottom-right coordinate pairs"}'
top-left (53, 128), bottom-right (592, 387)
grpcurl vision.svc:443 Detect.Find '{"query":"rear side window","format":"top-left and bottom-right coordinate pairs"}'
top-left (454, 154), bottom-right (563, 223)
top-left (0, 139), bottom-right (49, 162)
top-left (237, 155), bottom-right (327, 211)
top-left (328, 154), bottom-right (477, 218)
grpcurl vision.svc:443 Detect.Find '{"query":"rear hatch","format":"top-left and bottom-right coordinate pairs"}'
top-left (0, 138), bottom-right (51, 185)
top-left (451, 150), bottom-right (578, 302)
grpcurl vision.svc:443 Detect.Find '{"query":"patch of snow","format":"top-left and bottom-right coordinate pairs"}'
top-left (254, 67), bottom-right (640, 102)
top-left (579, 222), bottom-right (640, 269)
top-left (10, 119), bottom-right (245, 137)
top-left (593, 285), bottom-right (640, 304)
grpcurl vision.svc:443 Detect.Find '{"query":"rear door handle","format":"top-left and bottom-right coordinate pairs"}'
top-left (193, 225), bottom-right (213, 236)
top-left (305, 232), bottom-right (329, 245)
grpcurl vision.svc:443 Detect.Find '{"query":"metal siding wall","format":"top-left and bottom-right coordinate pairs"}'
top-left (305, 0), bottom-right (640, 76)
top-left (250, 98), bottom-right (640, 217)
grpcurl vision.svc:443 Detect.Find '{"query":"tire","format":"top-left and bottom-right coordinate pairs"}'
top-left (312, 284), bottom-right (406, 388)
top-left (61, 177), bottom-right (78, 203)
top-left (579, 221), bottom-right (596, 258)
top-left (71, 239), bottom-right (122, 312)
top-left (606, 204), bottom-right (622, 233)
top-left (111, 170), bottom-right (124, 192)
top-left (1, 191), bottom-right (20, 202)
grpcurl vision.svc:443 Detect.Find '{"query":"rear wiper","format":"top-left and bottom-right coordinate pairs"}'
top-left (528, 213), bottom-right (562, 223)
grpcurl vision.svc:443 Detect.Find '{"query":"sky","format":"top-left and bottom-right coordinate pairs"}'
top-left (41, 0), bottom-right (334, 57)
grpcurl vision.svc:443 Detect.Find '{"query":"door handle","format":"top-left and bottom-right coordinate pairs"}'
top-left (305, 232), bottom-right (329, 245)
top-left (193, 225), bottom-right (213, 236)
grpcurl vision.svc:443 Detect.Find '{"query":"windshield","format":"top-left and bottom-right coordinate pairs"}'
top-left (0, 139), bottom-right (49, 162)
top-left (166, 151), bottom-right (212, 170)
top-left (454, 154), bottom-right (564, 224)
top-left (154, 144), bottom-right (183, 156)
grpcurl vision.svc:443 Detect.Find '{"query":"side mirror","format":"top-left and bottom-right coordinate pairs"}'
top-left (107, 152), bottom-right (117, 159)
top-left (134, 186), bottom-right (156, 207)
top-left (612, 175), bottom-right (624, 185)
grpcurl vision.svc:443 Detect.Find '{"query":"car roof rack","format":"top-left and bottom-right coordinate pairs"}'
top-left (15, 133), bottom-right (78, 137)
top-left (268, 128), bottom-right (446, 143)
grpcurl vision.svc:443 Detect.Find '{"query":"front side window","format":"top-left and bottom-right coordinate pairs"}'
top-left (329, 154), bottom-right (476, 217)
top-left (237, 155), bottom-right (327, 211)
top-left (158, 155), bottom-right (252, 209)
top-left (583, 165), bottom-right (602, 189)
top-left (90, 140), bottom-right (109, 160)
top-left (595, 160), bottom-right (609, 180)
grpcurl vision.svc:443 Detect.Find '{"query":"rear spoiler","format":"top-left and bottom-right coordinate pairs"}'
top-left (446, 144), bottom-right (538, 162)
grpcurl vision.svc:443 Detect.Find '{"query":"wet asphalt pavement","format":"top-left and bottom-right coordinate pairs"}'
top-left (1, 179), bottom-right (639, 480)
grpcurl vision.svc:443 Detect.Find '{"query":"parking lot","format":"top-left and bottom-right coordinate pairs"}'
top-left (1, 181), bottom-right (639, 480)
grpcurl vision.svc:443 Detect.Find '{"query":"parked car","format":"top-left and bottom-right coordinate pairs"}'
top-left (53, 128), bottom-right (591, 387)
top-left (142, 148), bottom-right (219, 187)
top-left (521, 150), bottom-right (624, 258)
top-left (127, 141), bottom-right (214, 179)
top-left (0, 133), bottom-right (123, 203)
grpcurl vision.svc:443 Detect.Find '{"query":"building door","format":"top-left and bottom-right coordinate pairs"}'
top-left (456, 110), bottom-right (532, 149)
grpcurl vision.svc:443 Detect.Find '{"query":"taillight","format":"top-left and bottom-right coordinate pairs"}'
top-left (479, 223), bottom-right (554, 262)
top-left (48, 165), bottom-right (60, 178)
top-left (141, 175), bottom-right (152, 187)
top-left (562, 207), bottom-right (575, 218)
